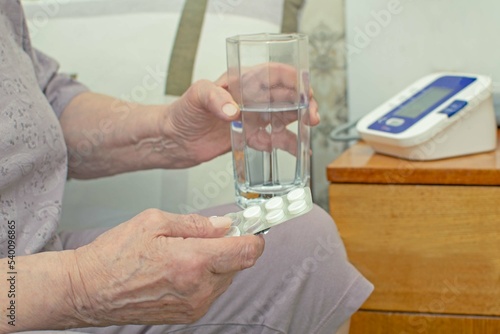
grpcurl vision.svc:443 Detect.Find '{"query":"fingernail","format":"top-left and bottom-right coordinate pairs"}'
top-left (209, 216), bottom-right (232, 229)
top-left (222, 103), bottom-right (238, 117)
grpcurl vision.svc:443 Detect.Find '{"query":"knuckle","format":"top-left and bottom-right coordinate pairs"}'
top-left (205, 89), bottom-right (219, 107)
top-left (134, 208), bottom-right (166, 229)
top-left (188, 79), bottom-right (208, 94)
top-left (239, 239), bottom-right (262, 269)
top-left (185, 80), bottom-right (203, 100)
top-left (182, 214), bottom-right (210, 236)
top-left (140, 208), bottom-right (163, 221)
top-left (191, 79), bottom-right (218, 107)
top-left (193, 78), bottom-right (210, 86)
top-left (195, 79), bottom-right (212, 89)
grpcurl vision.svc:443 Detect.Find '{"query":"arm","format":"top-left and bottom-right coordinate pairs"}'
top-left (60, 79), bottom-right (240, 179)
top-left (0, 212), bottom-right (264, 333)
top-left (35, 49), bottom-right (319, 179)
top-left (0, 250), bottom-right (84, 332)
top-left (60, 70), bottom-right (319, 180)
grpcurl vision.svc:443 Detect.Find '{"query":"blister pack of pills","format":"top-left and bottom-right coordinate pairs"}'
top-left (224, 187), bottom-right (313, 236)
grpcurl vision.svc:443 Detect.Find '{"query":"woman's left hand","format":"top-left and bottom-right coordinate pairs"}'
top-left (161, 73), bottom-right (319, 167)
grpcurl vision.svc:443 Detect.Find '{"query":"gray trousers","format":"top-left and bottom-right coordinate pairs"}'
top-left (48, 204), bottom-right (373, 334)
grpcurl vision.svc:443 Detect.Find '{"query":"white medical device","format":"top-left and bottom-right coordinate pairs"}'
top-left (356, 73), bottom-right (497, 161)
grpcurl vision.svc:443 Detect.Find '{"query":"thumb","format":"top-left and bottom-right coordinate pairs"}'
top-left (156, 211), bottom-right (232, 239)
top-left (193, 79), bottom-right (240, 120)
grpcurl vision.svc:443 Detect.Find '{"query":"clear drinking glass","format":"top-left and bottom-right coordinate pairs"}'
top-left (226, 33), bottom-right (311, 208)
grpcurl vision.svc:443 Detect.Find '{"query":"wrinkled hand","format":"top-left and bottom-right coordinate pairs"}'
top-left (162, 79), bottom-right (240, 166)
top-left (161, 67), bottom-right (319, 167)
top-left (69, 209), bottom-right (264, 327)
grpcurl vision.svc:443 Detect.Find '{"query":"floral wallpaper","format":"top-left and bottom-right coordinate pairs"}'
top-left (301, 0), bottom-right (348, 210)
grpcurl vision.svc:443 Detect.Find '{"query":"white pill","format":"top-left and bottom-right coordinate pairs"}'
top-left (225, 226), bottom-right (241, 237)
top-left (265, 209), bottom-right (285, 225)
top-left (288, 200), bottom-right (307, 215)
top-left (265, 197), bottom-right (284, 211)
top-left (243, 206), bottom-right (262, 219)
top-left (287, 188), bottom-right (306, 202)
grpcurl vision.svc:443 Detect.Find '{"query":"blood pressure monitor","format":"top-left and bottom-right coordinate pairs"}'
top-left (357, 73), bottom-right (497, 160)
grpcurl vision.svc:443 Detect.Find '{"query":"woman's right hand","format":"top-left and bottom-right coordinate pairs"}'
top-left (67, 209), bottom-right (264, 327)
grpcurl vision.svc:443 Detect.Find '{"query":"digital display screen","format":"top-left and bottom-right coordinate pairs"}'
top-left (394, 87), bottom-right (453, 118)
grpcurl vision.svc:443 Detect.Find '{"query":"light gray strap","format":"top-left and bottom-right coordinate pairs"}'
top-left (165, 0), bottom-right (208, 96)
top-left (281, 0), bottom-right (305, 33)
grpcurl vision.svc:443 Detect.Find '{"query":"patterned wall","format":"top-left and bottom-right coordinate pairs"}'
top-left (301, 0), bottom-right (348, 210)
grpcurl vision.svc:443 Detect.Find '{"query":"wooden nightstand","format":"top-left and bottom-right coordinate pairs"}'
top-left (327, 130), bottom-right (500, 334)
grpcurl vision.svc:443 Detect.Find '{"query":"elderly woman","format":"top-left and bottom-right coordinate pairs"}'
top-left (0, 1), bottom-right (372, 333)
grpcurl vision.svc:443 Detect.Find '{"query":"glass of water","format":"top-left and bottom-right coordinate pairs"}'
top-left (226, 33), bottom-right (311, 208)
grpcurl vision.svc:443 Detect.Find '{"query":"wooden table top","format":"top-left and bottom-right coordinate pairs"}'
top-left (327, 130), bottom-right (500, 186)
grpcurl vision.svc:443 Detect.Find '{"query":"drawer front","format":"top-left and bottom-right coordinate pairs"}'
top-left (350, 310), bottom-right (500, 334)
top-left (329, 184), bottom-right (500, 316)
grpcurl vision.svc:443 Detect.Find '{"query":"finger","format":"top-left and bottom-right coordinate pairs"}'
top-left (308, 96), bottom-right (320, 126)
top-left (245, 127), bottom-right (272, 152)
top-left (269, 86), bottom-right (299, 105)
top-left (194, 79), bottom-right (240, 120)
top-left (273, 129), bottom-right (299, 156)
top-left (214, 73), bottom-right (228, 88)
top-left (205, 235), bottom-right (265, 274)
top-left (173, 214), bottom-right (232, 238)
top-left (240, 65), bottom-right (300, 106)
top-left (141, 209), bottom-right (232, 239)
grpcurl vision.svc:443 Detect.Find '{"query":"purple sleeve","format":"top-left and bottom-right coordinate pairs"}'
top-left (32, 49), bottom-right (89, 118)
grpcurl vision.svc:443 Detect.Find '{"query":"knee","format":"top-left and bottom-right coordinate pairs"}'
top-left (254, 205), bottom-right (371, 333)
top-left (266, 204), bottom-right (349, 262)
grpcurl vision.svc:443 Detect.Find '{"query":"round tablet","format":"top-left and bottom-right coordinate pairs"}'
top-left (265, 209), bottom-right (285, 225)
top-left (243, 206), bottom-right (262, 219)
top-left (287, 188), bottom-right (306, 202)
top-left (225, 226), bottom-right (241, 237)
top-left (265, 197), bottom-right (284, 211)
top-left (288, 200), bottom-right (307, 215)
